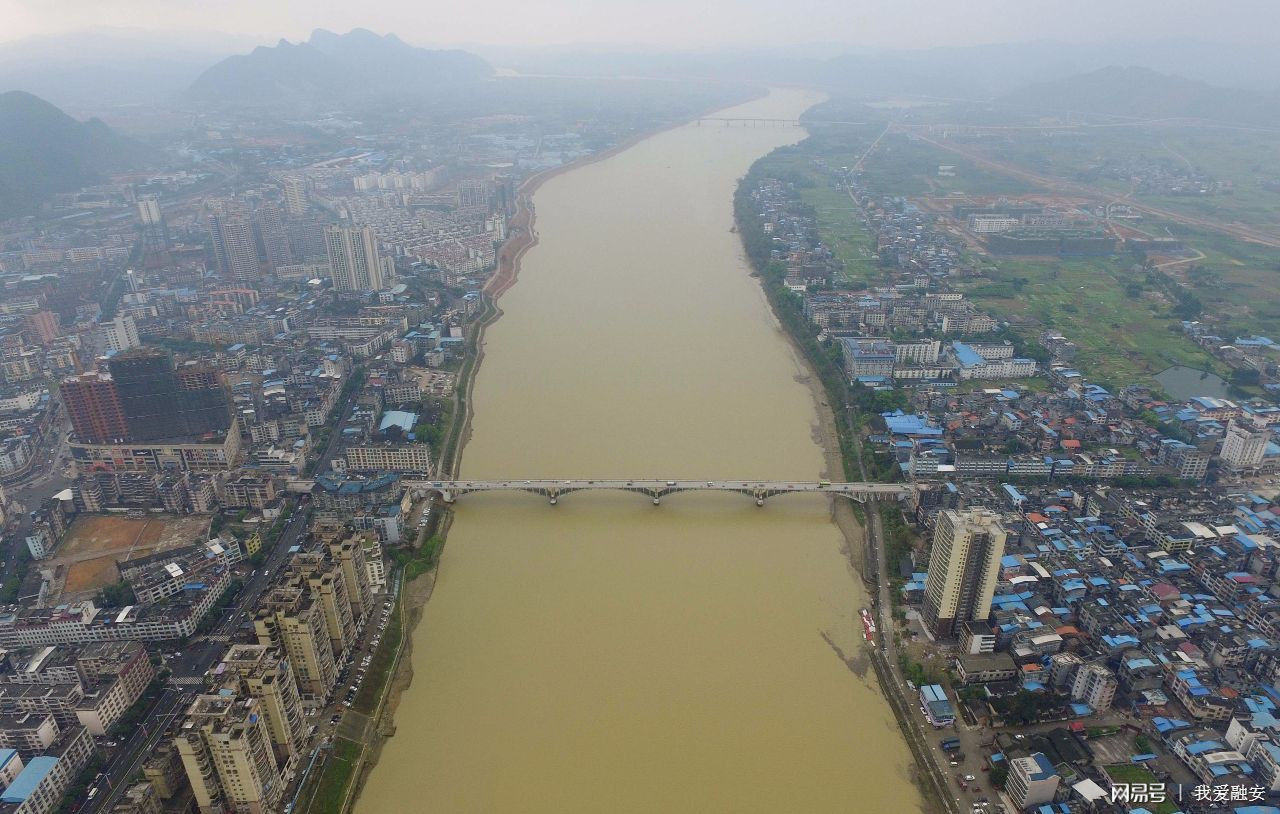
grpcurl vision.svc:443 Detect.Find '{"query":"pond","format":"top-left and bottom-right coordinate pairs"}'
top-left (1154, 365), bottom-right (1232, 400)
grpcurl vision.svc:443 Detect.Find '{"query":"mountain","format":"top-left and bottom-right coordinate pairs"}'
top-left (997, 66), bottom-right (1280, 126)
top-left (0, 91), bottom-right (147, 218)
top-left (501, 39), bottom-right (1280, 100)
top-left (0, 28), bottom-right (259, 107)
top-left (189, 29), bottom-right (493, 103)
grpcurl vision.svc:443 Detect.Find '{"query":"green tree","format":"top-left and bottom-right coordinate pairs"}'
top-left (989, 764), bottom-right (1008, 789)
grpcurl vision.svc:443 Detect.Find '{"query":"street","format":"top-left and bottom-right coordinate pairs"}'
top-left (86, 508), bottom-right (310, 812)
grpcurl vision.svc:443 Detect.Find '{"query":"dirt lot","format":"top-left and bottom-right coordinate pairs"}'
top-left (53, 514), bottom-right (210, 597)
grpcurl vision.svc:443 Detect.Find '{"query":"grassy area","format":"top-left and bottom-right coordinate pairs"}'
top-left (1102, 762), bottom-right (1156, 783)
top-left (300, 737), bottom-right (362, 814)
top-left (1102, 764), bottom-right (1178, 814)
top-left (759, 124), bottom-right (1225, 387)
top-left (801, 181), bottom-right (881, 285)
top-left (1158, 223), bottom-right (1280, 338)
top-left (959, 256), bottom-right (1221, 388)
top-left (752, 147), bottom-right (881, 285)
top-left (956, 126), bottom-right (1280, 333)
top-left (352, 592), bottom-right (403, 715)
top-left (818, 129), bottom-right (1033, 198)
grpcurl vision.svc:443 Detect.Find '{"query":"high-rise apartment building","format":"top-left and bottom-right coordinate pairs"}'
top-left (176, 694), bottom-right (282, 814)
top-left (329, 537), bottom-right (373, 624)
top-left (253, 587), bottom-right (337, 702)
top-left (137, 196), bottom-right (162, 227)
top-left (253, 202), bottom-right (293, 273)
top-left (922, 508), bottom-right (1007, 639)
top-left (288, 554), bottom-right (356, 663)
top-left (209, 209), bottom-right (261, 283)
top-left (25, 311), bottom-right (60, 345)
top-left (137, 194), bottom-right (168, 250)
top-left (218, 645), bottom-right (307, 761)
top-left (1222, 419), bottom-right (1270, 471)
top-left (104, 348), bottom-right (232, 442)
top-left (100, 314), bottom-right (140, 354)
top-left (325, 225), bottom-right (384, 291)
top-left (282, 176), bottom-right (308, 217)
top-left (456, 179), bottom-right (489, 210)
top-left (61, 372), bottom-right (129, 444)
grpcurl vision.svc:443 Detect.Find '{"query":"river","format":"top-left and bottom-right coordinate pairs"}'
top-left (355, 88), bottom-right (925, 813)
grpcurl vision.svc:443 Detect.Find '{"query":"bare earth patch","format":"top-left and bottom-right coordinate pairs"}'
top-left (49, 514), bottom-right (210, 598)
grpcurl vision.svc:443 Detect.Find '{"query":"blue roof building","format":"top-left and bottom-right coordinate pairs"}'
top-left (1, 756), bottom-right (57, 804)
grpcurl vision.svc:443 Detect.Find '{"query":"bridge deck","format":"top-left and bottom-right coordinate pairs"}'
top-left (402, 479), bottom-right (912, 504)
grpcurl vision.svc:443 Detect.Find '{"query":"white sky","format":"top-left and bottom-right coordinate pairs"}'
top-left (2, 0), bottom-right (1278, 49)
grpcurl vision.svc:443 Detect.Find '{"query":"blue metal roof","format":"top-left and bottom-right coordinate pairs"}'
top-left (379, 410), bottom-right (417, 433)
top-left (952, 341), bottom-right (985, 367)
top-left (2, 756), bottom-right (57, 803)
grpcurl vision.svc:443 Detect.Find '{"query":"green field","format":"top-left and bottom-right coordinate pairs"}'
top-left (300, 737), bottom-right (362, 814)
top-left (1157, 223), bottom-right (1280, 338)
top-left (960, 256), bottom-right (1221, 387)
top-left (750, 104), bottom-right (1280, 387)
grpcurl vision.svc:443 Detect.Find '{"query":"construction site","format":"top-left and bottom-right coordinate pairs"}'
top-left (41, 514), bottom-right (210, 601)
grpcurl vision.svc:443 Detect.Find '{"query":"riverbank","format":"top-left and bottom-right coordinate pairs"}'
top-left (733, 149), bottom-right (954, 814)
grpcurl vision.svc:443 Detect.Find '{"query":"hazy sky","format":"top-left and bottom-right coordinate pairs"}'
top-left (3, 0), bottom-right (1279, 50)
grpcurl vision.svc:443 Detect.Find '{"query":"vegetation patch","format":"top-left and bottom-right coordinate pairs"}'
top-left (300, 737), bottom-right (362, 814)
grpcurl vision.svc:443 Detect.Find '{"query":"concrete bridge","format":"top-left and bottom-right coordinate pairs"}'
top-left (693, 118), bottom-right (870, 128)
top-left (695, 117), bottom-right (802, 127)
top-left (402, 479), bottom-right (913, 506)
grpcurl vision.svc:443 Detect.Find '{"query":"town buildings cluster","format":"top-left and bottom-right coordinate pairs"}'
top-left (0, 109), bottom-right (537, 811)
top-left (751, 154), bottom-right (1280, 812)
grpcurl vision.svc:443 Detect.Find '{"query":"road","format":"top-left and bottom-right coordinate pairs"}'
top-left (86, 508), bottom-right (311, 813)
top-left (87, 687), bottom-right (191, 811)
top-left (312, 380), bottom-right (362, 478)
top-left (843, 429), bottom-right (979, 814)
top-left (2, 408), bottom-right (73, 594)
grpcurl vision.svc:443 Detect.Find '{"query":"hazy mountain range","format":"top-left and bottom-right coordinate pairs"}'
top-left (501, 38), bottom-right (1280, 98)
top-left (3, 29), bottom-right (1280, 220)
top-left (996, 66), bottom-right (1280, 126)
top-left (0, 28), bottom-right (262, 107)
top-left (0, 91), bottom-right (147, 218)
top-left (3, 29), bottom-right (1279, 108)
top-left (188, 28), bottom-right (494, 103)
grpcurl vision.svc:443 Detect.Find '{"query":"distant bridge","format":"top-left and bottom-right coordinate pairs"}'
top-left (695, 117), bottom-right (802, 127)
top-left (402, 479), bottom-right (913, 506)
top-left (693, 118), bottom-right (870, 128)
